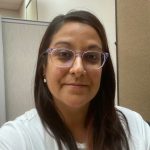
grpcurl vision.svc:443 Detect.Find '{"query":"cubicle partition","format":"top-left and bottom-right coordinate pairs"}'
top-left (0, 18), bottom-right (48, 125)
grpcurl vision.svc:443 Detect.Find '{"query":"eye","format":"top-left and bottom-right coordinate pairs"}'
top-left (52, 48), bottom-right (74, 61)
top-left (83, 51), bottom-right (101, 64)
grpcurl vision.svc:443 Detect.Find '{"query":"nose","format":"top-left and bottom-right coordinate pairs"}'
top-left (69, 56), bottom-right (86, 77)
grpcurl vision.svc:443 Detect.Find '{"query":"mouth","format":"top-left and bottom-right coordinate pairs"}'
top-left (64, 83), bottom-right (88, 86)
top-left (62, 83), bottom-right (89, 94)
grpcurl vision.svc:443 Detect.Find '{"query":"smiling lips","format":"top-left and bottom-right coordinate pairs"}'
top-left (63, 83), bottom-right (88, 90)
top-left (65, 83), bottom-right (88, 86)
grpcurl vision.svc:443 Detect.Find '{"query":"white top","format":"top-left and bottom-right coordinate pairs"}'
top-left (0, 106), bottom-right (150, 150)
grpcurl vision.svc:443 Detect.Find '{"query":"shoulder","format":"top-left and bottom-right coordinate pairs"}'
top-left (1, 108), bottom-right (42, 132)
top-left (116, 106), bottom-right (149, 131)
top-left (0, 109), bottom-right (56, 150)
top-left (0, 109), bottom-right (39, 146)
top-left (0, 108), bottom-right (39, 129)
top-left (116, 106), bottom-right (143, 121)
top-left (13, 108), bottom-right (41, 127)
top-left (116, 106), bottom-right (148, 126)
top-left (116, 106), bottom-right (150, 149)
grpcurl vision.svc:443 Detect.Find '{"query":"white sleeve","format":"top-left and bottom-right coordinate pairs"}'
top-left (0, 121), bottom-right (29, 150)
top-left (0, 109), bottom-right (48, 150)
top-left (117, 106), bottom-right (150, 150)
top-left (130, 111), bottom-right (150, 149)
top-left (141, 118), bottom-right (150, 149)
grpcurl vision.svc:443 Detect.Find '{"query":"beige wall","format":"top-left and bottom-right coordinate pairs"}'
top-left (117, 0), bottom-right (150, 120)
top-left (0, 8), bottom-right (20, 18)
top-left (19, 0), bottom-right (26, 19)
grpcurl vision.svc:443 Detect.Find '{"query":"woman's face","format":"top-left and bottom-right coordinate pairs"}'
top-left (45, 22), bottom-right (102, 111)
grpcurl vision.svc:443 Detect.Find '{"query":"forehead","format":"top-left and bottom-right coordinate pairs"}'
top-left (50, 22), bottom-right (102, 48)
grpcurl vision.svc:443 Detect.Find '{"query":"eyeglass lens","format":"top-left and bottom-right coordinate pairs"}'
top-left (49, 48), bottom-right (106, 69)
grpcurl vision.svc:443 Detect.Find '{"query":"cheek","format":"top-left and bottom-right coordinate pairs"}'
top-left (89, 70), bottom-right (102, 92)
top-left (45, 65), bottom-right (66, 92)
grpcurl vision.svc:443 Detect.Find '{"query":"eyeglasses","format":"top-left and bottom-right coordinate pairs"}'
top-left (46, 48), bottom-right (109, 69)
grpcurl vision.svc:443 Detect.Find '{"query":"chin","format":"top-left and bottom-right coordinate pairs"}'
top-left (65, 99), bottom-right (90, 109)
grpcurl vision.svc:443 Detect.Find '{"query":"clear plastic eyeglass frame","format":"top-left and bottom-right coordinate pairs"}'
top-left (45, 48), bottom-right (109, 69)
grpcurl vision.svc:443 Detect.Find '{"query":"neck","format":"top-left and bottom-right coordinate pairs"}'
top-left (58, 104), bottom-right (89, 127)
top-left (55, 102), bottom-right (90, 142)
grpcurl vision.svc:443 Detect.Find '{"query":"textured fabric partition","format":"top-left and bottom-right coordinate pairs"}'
top-left (117, 0), bottom-right (150, 120)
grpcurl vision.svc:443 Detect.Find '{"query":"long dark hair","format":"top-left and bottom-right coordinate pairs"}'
top-left (34, 10), bottom-right (130, 150)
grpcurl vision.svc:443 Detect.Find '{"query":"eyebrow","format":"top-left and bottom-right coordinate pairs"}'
top-left (54, 41), bottom-right (72, 47)
top-left (54, 41), bottom-right (102, 50)
top-left (87, 45), bottom-right (102, 51)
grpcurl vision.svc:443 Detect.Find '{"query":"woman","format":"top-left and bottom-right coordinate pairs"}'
top-left (0, 10), bottom-right (150, 150)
